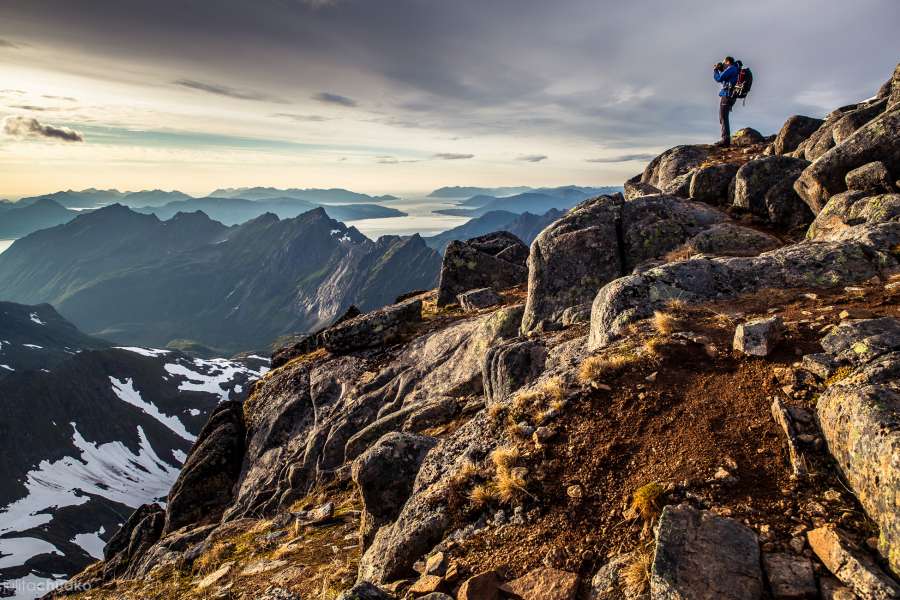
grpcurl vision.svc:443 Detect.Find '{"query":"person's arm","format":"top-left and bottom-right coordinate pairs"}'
top-left (714, 64), bottom-right (736, 83)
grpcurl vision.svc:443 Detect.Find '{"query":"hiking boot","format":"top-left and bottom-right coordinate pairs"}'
top-left (714, 140), bottom-right (731, 148)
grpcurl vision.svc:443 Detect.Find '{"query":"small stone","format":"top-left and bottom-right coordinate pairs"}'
top-left (807, 526), bottom-right (900, 598)
top-left (408, 574), bottom-right (446, 594)
top-left (567, 484), bottom-right (584, 499)
top-left (457, 571), bottom-right (501, 600)
top-left (838, 310), bottom-right (850, 320)
top-left (886, 281), bottom-right (900, 293)
top-left (457, 287), bottom-right (502, 312)
top-left (501, 567), bottom-right (579, 600)
top-left (819, 575), bottom-right (856, 600)
top-left (196, 562), bottom-right (233, 590)
top-left (762, 553), bottom-right (817, 599)
top-left (789, 537), bottom-right (806, 554)
top-left (645, 371), bottom-right (658, 383)
top-left (800, 353), bottom-right (837, 379)
top-left (534, 426), bottom-right (556, 443)
top-left (734, 316), bottom-right (784, 357)
top-left (424, 552), bottom-right (447, 577)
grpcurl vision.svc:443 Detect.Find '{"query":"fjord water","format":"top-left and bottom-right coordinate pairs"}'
top-left (348, 195), bottom-right (470, 238)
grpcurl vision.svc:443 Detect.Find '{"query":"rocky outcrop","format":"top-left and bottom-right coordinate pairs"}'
top-left (794, 106), bottom-right (900, 213)
top-left (321, 299), bottom-right (423, 353)
top-left (436, 232), bottom-right (528, 306)
top-left (732, 156), bottom-right (813, 228)
top-left (807, 191), bottom-right (900, 240)
top-left (483, 339), bottom-right (547, 405)
top-left (774, 115), bottom-right (824, 155)
top-left (102, 503), bottom-right (165, 578)
top-left (685, 223), bottom-right (780, 257)
top-left (521, 194), bottom-right (728, 332)
top-left (271, 305), bottom-right (361, 368)
top-left (352, 432), bottom-right (437, 549)
top-left (641, 145), bottom-right (710, 191)
top-left (588, 223), bottom-right (898, 349)
top-left (164, 400), bottom-right (246, 534)
top-left (689, 163), bottom-right (739, 206)
top-left (815, 318), bottom-right (900, 575)
top-left (651, 505), bottom-right (763, 599)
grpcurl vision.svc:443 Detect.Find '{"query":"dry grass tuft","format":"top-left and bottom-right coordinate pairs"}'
top-left (644, 337), bottom-right (667, 357)
top-left (469, 483), bottom-right (497, 508)
top-left (487, 402), bottom-right (506, 421)
top-left (509, 376), bottom-right (566, 424)
top-left (578, 354), bottom-right (634, 385)
top-left (495, 466), bottom-right (529, 504)
top-left (630, 482), bottom-right (667, 522)
top-left (663, 243), bottom-right (697, 263)
top-left (490, 446), bottom-right (520, 470)
top-left (665, 297), bottom-right (688, 312)
top-left (652, 310), bottom-right (681, 335)
top-left (622, 547), bottom-right (654, 597)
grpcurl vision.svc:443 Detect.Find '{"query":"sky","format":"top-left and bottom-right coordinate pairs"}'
top-left (0, 0), bottom-right (898, 198)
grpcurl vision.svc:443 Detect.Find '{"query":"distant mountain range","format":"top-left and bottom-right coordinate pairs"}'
top-left (209, 187), bottom-right (399, 204)
top-left (423, 208), bottom-right (564, 253)
top-left (0, 199), bottom-right (76, 239)
top-left (0, 205), bottom-right (441, 353)
top-left (0, 301), bottom-right (267, 593)
top-left (433, 185), bottom-right (622, 217)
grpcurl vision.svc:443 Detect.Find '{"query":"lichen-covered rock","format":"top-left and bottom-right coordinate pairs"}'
top-left (795, 106), bottom-right (900, 214)
top-left (165, 401), bottom-right (245, 534)
top-left (832, 98), bottom-right (889, 145)
top-left (321, 299), bottom-right (422, 353)
top-left (660, 170), bottom-right (697, 198)
top-left (457, 287), bottom-right (501, 312)
top-left (890, 62), bottom-right (900, 109)
top-left (651, 504), bottom-right (763, 600)
top-left (686, 223), bottom-right (780, 257)
top-left (816, 318), bottom-right (900, 576)
top-left (733, 156), bottom-right (812, 227)
top-left (774, 115), bottom-right (824, 155)
top-left (846, 161), bottom-right (896, 193)
top-left (589, 552), bottom-right (649, 599)
top-left (732, 127), bottom-right (765, 146)
top-left (521, 194), bottom-right (727, 332)
top-left (807, 192), bottom-right (900, 240)
top-left (624, 174), bottom-right (661, 200)
top-left (102, 503), bottom-right (165, 578)
top-left (352, 432), bottom-right (437, 549)
top-left (807, 526), bottom-right (900, 598)
top-left (689, 163), bottom-right (740, 206)
top-left (483, 339), bottom-right (547, 405)
top-left (336, 582), bottom-right (393, 600)
top-left (733, 316), bottom-right (783, 357)
top-left (641, 145), bottom-right (711, 191)
top-left (436, 232), bottom-right (528, 306)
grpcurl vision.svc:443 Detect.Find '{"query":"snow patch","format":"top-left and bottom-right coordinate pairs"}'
top-left (188, 408), bottom-right (201, 417)
top-left (163, 358), bottom-right (267, 402)
top-left (109, 377), bottom-right (195, 442)
top-left (172, 449), bottom-right (187, 463)
top-left (0, 537), bottom-right (62, 569)
top-left (71, 526), bottom-right (105, 560)
top-left (22, 344), bottom-right (43, 350)
top-left (1, 364), bottom-right (13, 371)
top-left (114, 347), bottom-right (171, 358)
top-left (29, 313), bottom-right (45, 326)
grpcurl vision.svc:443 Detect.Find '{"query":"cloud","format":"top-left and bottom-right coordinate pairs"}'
top-left (312, 92), bottom-right (357, 107)
top-left (3, 116), bottom-right (84, 142)
top-left (10, 105), bottom-right (54, 111)
top-left (174, 79), bottom-right (289, 103)
top-left (433, 152), bottom-right (474, 160)
top-left (517, 154), bottom-right (548, 163)
top-left (0, 39), bottom-right (18, 49)
top-left (376, 155), bottom-right (420, 164)
top-left (585, 153), bottom-right (657, 163)
top-left (272, 113), bottom-right (330, 122)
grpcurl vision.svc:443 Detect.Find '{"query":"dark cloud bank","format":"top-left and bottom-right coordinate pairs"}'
top-left (3, 116), bottom-right (84, 142)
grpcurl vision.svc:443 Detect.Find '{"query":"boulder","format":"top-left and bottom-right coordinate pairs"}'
top-left (351, 432), bottom-right (437, 549)
top-left (689, 163), bottom-right (740, 206)
top-left (807, 526), bottom-right (900, 598)
top-left (774, 116), bottom-right (824, 155)
top-left (891, 62), bottom-right (900, 109)
top-left (625, 174), bottom-right (661, 200)
top-left (321, 299), bottom-right (422, 353)
top-left (650, 505), bottom-right (763, 600)
top-left (522, 194), bottom-right (727, 332)
top-left (164, 401), bottom-right (245, 534)
top-left (807, 192), bottom-right (900, 240)
top-left (686, 223), bottom-right (780, 258)
top-left (482, 339), bottom-right (547, 406)
top-left (762, 553), bottom-right (817, 599)
top-left (660, 170), bottom-right (697, 198)
top-left (732, 156), bottom-right (812, 227)
top-left (457, 287), bottom-right (502, 312)
top-left (733, 316), bottom-right (783, 357)
top-left (832, 98), bottom-right (889, 145)
top-left (336, 582), bottom-right (393, 600)
top-left (846, 161), bottom-right (896, 193)
top-left (802, 122), bottom-right (837, 161)
top-left (794, 106), bottom-right (900, 214)
top-left (641, 145), bottom-right (711, 191)
top-left (501, 568), bottom-right (579, 600)
top-left (436, 232), bottom-right (528, 306)
top-left (732, 127), bottom-right (765, 146)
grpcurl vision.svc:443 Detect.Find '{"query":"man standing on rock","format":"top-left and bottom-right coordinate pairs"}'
top-left (713, 56), bottom-right (740, 147)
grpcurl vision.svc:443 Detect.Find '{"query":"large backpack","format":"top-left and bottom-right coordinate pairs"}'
top-left (733, 61), bottom-right (753, 99)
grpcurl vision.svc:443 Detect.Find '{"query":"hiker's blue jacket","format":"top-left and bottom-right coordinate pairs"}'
top-left (714, 64), bottom-right (739, 97)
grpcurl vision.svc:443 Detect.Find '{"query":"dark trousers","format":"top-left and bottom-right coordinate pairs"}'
top-left (719, 96), bottom-right (736, 144)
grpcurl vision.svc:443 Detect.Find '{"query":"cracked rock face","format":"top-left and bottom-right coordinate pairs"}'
top-left (436, 232), bottom-right (529, 307)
